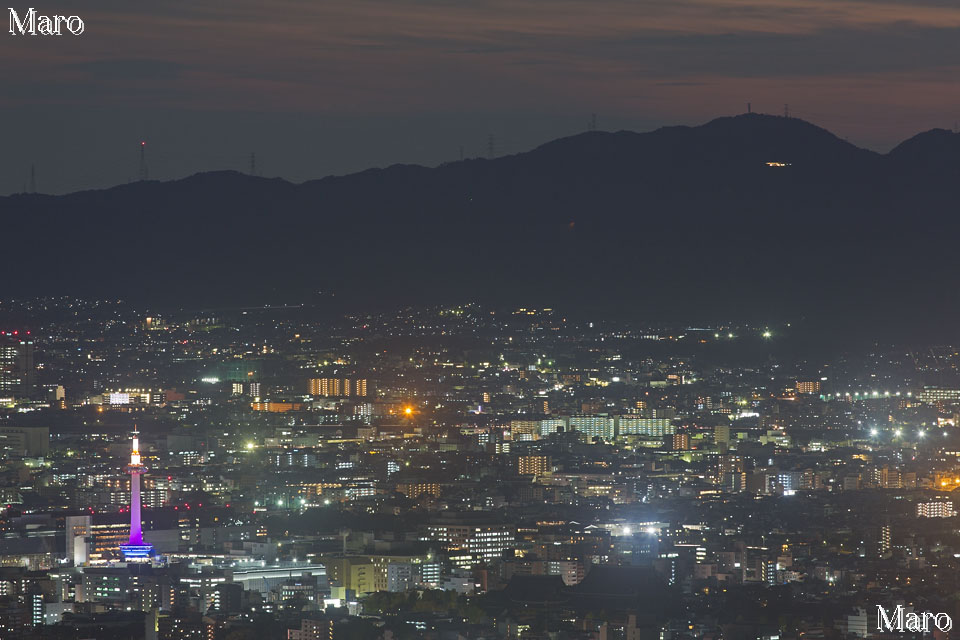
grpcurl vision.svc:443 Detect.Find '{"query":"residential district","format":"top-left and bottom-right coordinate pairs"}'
top-left (0, 298), bottom-right (958, 639)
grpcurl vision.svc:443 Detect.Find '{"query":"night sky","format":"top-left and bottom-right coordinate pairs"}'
top-left (3, 0), bottom-right (960, 194)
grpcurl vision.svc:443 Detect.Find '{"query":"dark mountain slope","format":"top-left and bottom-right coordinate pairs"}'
top-left (888, 128), bottom-right (960, 170)
top-left (1, 114), bottom-right (958, 334)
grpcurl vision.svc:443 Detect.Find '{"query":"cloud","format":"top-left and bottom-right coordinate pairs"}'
top-left (70, 58), bottom-right (187, 80)
top-left (3, 0), bottom-right (960, 111)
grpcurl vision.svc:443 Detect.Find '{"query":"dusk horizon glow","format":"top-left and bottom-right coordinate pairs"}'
top-left (4, 0), bottom-right (960, 193)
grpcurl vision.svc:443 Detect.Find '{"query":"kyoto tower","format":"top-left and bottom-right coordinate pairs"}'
top-left (119, 427), bottom-right (154, 561)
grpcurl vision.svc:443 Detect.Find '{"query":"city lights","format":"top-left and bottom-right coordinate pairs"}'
top-left (6, 0), bottom-right (957, 633)
top-left (2, 299), bottom-right (959, 635)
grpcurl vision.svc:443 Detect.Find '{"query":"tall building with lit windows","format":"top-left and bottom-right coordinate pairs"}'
top-left (795, 380), bottom-right (821, 395)
top-left (509, 420), bottom-right (540, 441)
top-left (916, 499), bottom-right (956, 518)
top-left (518, 455), bottom-right (550, 476)
top-left (718, 454), bottom-right (746, 492)
top-left (322, 554), bottom-right (430, 595)
top-left (671, 433), bottom-right (690, 450)
top-left (422, 516), bottom-right (515, 567)
top-left (308, 378), bottom-right (369, 397)
top-left (0, 331), bottom-right (35, 400)
top-left (568, 415), bottom-right (615, 440)
top-left (616, 415), bottom-right (675, 437)
top-left (879, 523), bottom-right (891, 555)
top-left (919, 386), bottom-right (960, 405)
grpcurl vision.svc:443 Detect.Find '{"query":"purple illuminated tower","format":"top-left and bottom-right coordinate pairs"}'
top-left (119, 427), bottom-right (154, 561)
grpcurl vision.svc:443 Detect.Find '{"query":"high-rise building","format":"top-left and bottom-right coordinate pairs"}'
top-left (919, 386), bottom-right (960, 405)
top-left (0, 426), bottom-right (48, 456)
top-left (718, 454), bottom-right (746, 492)
top-left (879, 523), bottom-right (891, 555)
top-left (46, 385), bottom-right (66, 409)
top-left (715, 425), bottom-right (731, 446)
top-left (568, 415), bottom-right (615, 440)
top-left (422, 517), bottom-right (515, 567)
top-left (0, 331), bottom-right (35, 400)
top-left (916, 499), bottom-right (956, 518)
top-left (539, 419), bottom-right (565, 436)
top-left (308, 378), bottom-right (369, 397)
top-left (509, 420), bottom-right (540, 441)
top-left (322, 555), bottom-right (428, 595)
top-left (395, 482), bottom-right (440, 499)
top-left (289, 616), bottom-right (335, 640)
top-left (0, 596), bottom-right (28, 638)
top-left (518, 455), bottom-right (550, 476)
top-left (120, 429), bottom-right (154, 562)
top-left (616, 415), bottom-right (675, 437)
top-left (387, 562), bottom-right (417, 592)
top-left (66, 515), bottom-right (92, 566)
top-left (212, 583), bottom-right (243, 613)
top-left (26, 586), bottom-right (42, 627)
top-left (795, 380), bottom-right (821, 395)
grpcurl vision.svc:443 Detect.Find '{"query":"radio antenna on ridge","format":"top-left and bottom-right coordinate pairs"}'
top-left (139, 142), bottom-right (149, 181)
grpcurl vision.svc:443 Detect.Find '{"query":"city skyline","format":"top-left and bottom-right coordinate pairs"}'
top-left (4, 0), bottom-right (960, 637)
top-left (2, 298), bottom-right (960, 638)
